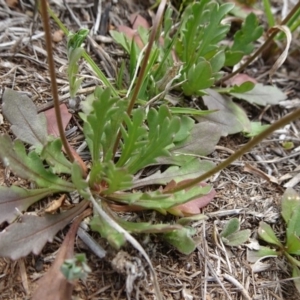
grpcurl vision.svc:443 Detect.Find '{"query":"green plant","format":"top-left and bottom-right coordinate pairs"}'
top-left (220, 218), bottom-right (251, 247)
top-left (247, 188), bottom-right (300, 293)
top-left (61, 253), bottom-right (91, 281)
top-left (1, 0), bottom-right (300, 298)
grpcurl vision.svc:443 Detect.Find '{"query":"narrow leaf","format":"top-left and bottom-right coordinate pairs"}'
top-left (292, 266), bottom-right (300, 294)
top-left (247, 246), bottom-right (278, 263)
top-left (0, 201), bottom-right (88, 260)
top-left (2, 89), bottom-right (48, 147)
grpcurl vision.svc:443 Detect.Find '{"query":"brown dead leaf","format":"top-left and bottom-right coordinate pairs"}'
top-left (117, 25), bottom-right (145, 50)
top-left (130, 13), bottom-right (150, 30)
top-left (52, 30), bottom-right (64, 43)
top-left (5, 0), bottom-right (18, 9)
top-left (18, 258), bottom-right (29, 295)
top-left (45, 194), bottom-right (66, 214)
top-left (243, 163), bottom-right (278, 184)
top-left (32, 209), bottom-right (91, 300)
top-left (225, 73), bottom-right (257, 86)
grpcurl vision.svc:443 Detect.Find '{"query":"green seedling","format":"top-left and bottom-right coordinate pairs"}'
top-left (220, 218), bottom-right (251, 247)
top-left (247, 188), bottom-right (300, 293)
top-left (61, 253), bottom-right (91, 282)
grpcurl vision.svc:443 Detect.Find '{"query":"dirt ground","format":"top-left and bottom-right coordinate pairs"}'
top-left (0, 0), bottom-right (300, 299)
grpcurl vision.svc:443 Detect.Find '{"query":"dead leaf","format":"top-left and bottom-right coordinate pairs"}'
top-left (225, 74), bottom-right (257, 86)
top-left (18, 259), bottom-right (29, 295)
top-left (32, 209), bottom-right (91, 300)
top-left (243, 163), bottom-right (278, 184)
top-left (0, 200), bottom-right (88, 260)
top-left (52, 30), bottom-right (64, 43)
top-left (130, 13), bottom-right (150, 30)
top-left (5, 0), bottom-right (18, 9)
top-left (45, 194), bottom-right (66, 213)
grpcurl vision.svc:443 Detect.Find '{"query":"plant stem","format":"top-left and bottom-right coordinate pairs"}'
top-left (168, 107), bottom-right (300, 193)
top-left (217, 0), bottom-right (300, 85)
top-left (40, 0), bottom-right (74, 162)
top-left (112, 0), bottom-right (167, 157)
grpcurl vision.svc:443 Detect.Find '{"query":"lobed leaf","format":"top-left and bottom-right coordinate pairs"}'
top-left (0, 186), bottom-right (58, 223)
top-left (125, 105), bottom-right (181, 174)
top-left (0, 135), bottom-right (74, 191)
top-left (0, 200), bottom-right (88, 260)
top-left (2, 89), bottom-right (48, 147)
top-left (41, 139), bottom-right (73, 174)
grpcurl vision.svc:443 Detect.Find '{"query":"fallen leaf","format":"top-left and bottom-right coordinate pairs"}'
top-left (130, 13), bottom-right (150, 30)
top-left (45, 194), bottom-right (66, 214)
top-left (32, 209), bottom-right (91, 300)
top-left (243, 163), bottom-right (278, 184)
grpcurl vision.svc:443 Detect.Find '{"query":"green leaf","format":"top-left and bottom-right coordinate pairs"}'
top-left (111, 184), bottom-right (212, 211)
top-left (230, 83), bottom-right (287, 106)
top-left (177, 214), bottom-right (208, 226)
top-left (102, 161), bottom-right (133, 194)
top-left (0, 201), bottom-right (88, 260)
top-left (247, 246), bottom-right (279, 263)
top-left (243, 122), bottom-right (270, 138)
top-left (230, 13), bottom-right (263, 55)
top-left (286, 233), bottom-right (300, 255)
top-left (169, 107), bottom-right (216, 116)
top-left (0, 186), bottom-right (58, 223)
top-left (110, 30), bottom-right (131, 54)
top-left (286, 207), bottom-right (300, 248)
top-left (132, 158), bottom-right (214, 188)
top-left (71, 163), bottom-right (89, 199)
top-left (182, 59), bottom-right (214, 95)
top-left (210, 50), bottom-right (225, 73)
top-left (2, 89), bottom-right (48, 147)
top-left (163, 227), bottom-right (198, 254)
top-left (0, 135), bottom-right (74, 191)
top-left (220, 218), bottom-right (240, 238)
top-left (41, 139), bottom-right (72, 174)
top-left (172, 116), bottom-right (194, 143)
top-left (125, 106), bottom-right (181, 174)
top-left (292, 266), bottom-right (300, 294)
top-left (222, 230), bottom-right (251, 247)
top-left (281, 188), bottom-right (300, 224)
top-left (90, 215), bottom-right (126, 250)
top-left (83, 87), bottom-right (125, 162)
top-left (228, 82), bottom-right (255, 94)
top-left (258, 221), bottom-right (282, 247)
top-left (224, 50), bottom-right (244, 66)
top-left (117, 108), bottom-right (147, 167)
top-left (67, 29), bottom-right (89, 51)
